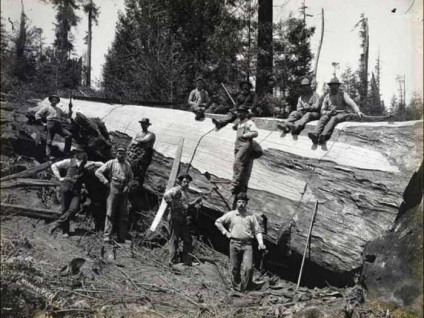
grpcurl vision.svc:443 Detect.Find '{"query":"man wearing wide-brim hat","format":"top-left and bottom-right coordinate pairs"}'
top-left (49, 146), bottom-right (103, 237)
top-left (188, 77), bottom-right (210, 121)
top-left (164, 174), bottom-right (202, 266)
top-left (307, 77), bottom-right (364, 145)
top-left (95, 146), bottom-right (134, 243)
top-left (35, 94), bottom-right (73, 159)
top-left (277, 78), bottom-right (321, 135)
top-left (230, 103), bottom-right (259, 197)
top-left (215, 192), bottom-right (266, 292)
top-left (212, 80), bottom-right (258, 130)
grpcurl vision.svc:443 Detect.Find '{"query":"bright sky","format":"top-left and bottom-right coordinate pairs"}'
top-left (1, 0), bottom-right (423, 104)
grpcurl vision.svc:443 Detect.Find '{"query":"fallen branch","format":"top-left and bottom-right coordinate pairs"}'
top-left (0, 203), bottom-right (61, 220)
top-left (1, 178), bottom-right (60, 189)
top-left (0, 161), bottom-right (54, 182)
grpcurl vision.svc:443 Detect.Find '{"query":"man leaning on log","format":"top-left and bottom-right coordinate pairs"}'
top-left (95, 147), bottom-right (133, 243)
top-left (277, 78), bottom-right (321, 135)
top-left (164, 174), bottom-right (202, 266)
top-left (215, 192), bottom-right (266, 292)
top-left (49, 147), bottom-right (103, 237)
top-left (308, 77), bottom-right (364, 145)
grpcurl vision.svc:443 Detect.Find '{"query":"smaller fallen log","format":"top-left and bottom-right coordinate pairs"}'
top-left (0, 203), bottom-right (61, 220)
top-left (0, 161), bottom-right (53, 182)
top-left (1, 178), bottom-right (60, 189)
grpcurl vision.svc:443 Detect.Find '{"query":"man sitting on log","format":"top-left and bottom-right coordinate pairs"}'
top-left (307, 77), bottom-right (363, 145)
top-left (215, 192), bottom-right (266, 292)
top-left (49, 148), bottom-right (103, 237)
top-left (35, 95), bottom-right (73, 160)
top-left (231, 105), bottom-right (259, 196)
top-left (213, 80), bottom-right (258, 130)
top-left (164, 174), bottom-right (202, 266)
top-left (277, 78), bottom-right (321, 135)
top-left (95, 147), bottom-right (133, 243)
top-left (188, 77), bottom-right (210, 121)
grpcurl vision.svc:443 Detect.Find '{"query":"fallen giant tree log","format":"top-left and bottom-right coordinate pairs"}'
top-left (14, 99), bottom-right (424, 284)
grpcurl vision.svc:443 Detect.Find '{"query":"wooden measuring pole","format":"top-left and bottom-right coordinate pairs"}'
top-left (296, 200), bottom-right (319, 290)
top-left (150, 138), bottom-right (184, 232)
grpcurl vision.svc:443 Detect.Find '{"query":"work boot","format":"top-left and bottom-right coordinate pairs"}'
top-left (291, 125), bottom-right (301, 135)
top-left (277, 123), bottom-right (290, 133)
top-left (195, 109), bottom-right (205, 121)
top-left (62, 233), bottom-right (70, 238)
top-left (318, 135), bottom-right (327, 145)
top-left (212, 118), bottom-right (224, 130)
top-left (308, 132), bottom-right (319, 145)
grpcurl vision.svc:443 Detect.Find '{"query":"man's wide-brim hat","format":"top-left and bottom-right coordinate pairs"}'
top-left (49, 95), bottom-right (60, 102)
top-left (236, 192), bottom-right (249, 201)
top-left (116, 146), bottom-right (127, 152)
top-left (71, 145), bottom-right (86, 154)
top-left (236, 105), bottom-right (250, 112)
top-left (138, 118), bottom-right (151, 125)
top-left (239, 80), bottom-right (253, 89)
top-left (178, 174), bottom-right (193, 182)
top-left (196, 77), bottom-right (205, 83)
top-left (327, 77), bottom-right (342, 85)
top-left (300, 78), bottom-right (311, 86)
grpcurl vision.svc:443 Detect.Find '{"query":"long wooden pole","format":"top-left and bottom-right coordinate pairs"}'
top-left (0, 161), bottom-right (54, 182)
top-left (150, 138), bottom-right (184, 232)
top-left (313, 8), bottom-right (324, 78)
top-left (1, 203), bottom-right (61, 220)
top-left (296, 200), bottom-right (319, 290)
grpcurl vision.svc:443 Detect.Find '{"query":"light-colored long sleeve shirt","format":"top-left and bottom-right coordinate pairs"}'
top-left (35, 104), bottom-right (68, 121)
top-left (236, 118), bottom-right (258, 140)
top-left (321, 91), bottom-right (360, 116)
top-left (215, 209), bottom-right (262, 240)
top-left (95, 159), bottom-right (133, 186)
top-left (51, 159), bottom-right (104, 179)
top-left (130, 131), bottom-right (156, 148)
top-left (297, 92), bottom-right (321, 112)
top-left (188, 89), bottom-right (210, 109)
top-left (164, 185), bottom-right (189, 213)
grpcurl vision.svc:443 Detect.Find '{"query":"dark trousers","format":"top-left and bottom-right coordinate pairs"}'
top-left (169, 217), bottom-right (192, 265)
top-left (287, 111), bottom-right (320, 131)
top-left (104, 183), bottom-right (129, 242)
top-left (313, 113), bottom-right (359, 139)
top-left (57, 187), bottom-right (81, 234)
top-left (46, 120), bottom-right (72, 156)
top-left (230, 240), bottom-right (253, 292)
top-left (232, 143), bottom-right (254, 194)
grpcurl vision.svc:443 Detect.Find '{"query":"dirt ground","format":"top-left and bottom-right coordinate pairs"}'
top-left (0, 212), bottom-right (396, 318)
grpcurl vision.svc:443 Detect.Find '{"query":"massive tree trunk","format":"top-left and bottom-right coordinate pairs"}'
top-left (256, 0), bottom-right (273, 97)
top-left (4, 98), bottom-right (422, 287)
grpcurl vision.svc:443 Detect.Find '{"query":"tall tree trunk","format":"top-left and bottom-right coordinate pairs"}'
top-left (87, 3), bottom-right (92, 87)
top-left (313, 8), bottom-right (324, 79)
top-left (256, 0), bottom-right (273, 97)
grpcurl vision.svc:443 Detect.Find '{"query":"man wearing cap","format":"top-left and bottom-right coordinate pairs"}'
top-left (188, 77), bottom-right (210, 121)
top-left (35, 95), bottom-right (73, 159)
top-left (231, 105), bottom-right (259, 196)
top-left (95, 147), bottom-right (133, 243)
top-left (49, 148), bottom-right (103, 237)
top-left (164, 174), bottom-right (202, 265)
top-left (308, 77), bottom-right (363, 144)
top-left (128, 118), bottom-right (156, 188)
top-left (277, 78), bottom-right (321, 135)
top-left (213, 80), bottom-right (258, 130)
top-left (215, 192), bottom-right (266, 292)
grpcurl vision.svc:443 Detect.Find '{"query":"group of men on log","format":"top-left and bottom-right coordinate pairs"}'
top-left (31, 72), bottom-right (363, 292)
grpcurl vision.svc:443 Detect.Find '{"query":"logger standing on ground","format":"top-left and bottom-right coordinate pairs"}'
top-left (164, 174), bottom-right (202, 266)
top-left (215, 192), bottom-right (266, 292)
top-left (128, 118), bottom-right (156, 189)
top-left (308, 77), bottom-right (363, 145)
top-left (188, 77), bottom-right (210, 121)
top-left (95, 147), bottom-right (133, 243)
top-left (277, 78), bottom-right (321, 135)
top-left (49, 148), bottom-right (103, 237)
top-left (35, 95), bottom-right (73, 159)
top-left (231, 105), bottom-right (259, 195)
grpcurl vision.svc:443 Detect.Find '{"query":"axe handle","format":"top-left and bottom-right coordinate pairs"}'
top-left (221, 83), bottom-right (236, 106)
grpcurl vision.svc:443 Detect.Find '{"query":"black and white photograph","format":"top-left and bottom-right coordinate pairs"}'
top-left (0, 0), bottom-right (423, 317)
